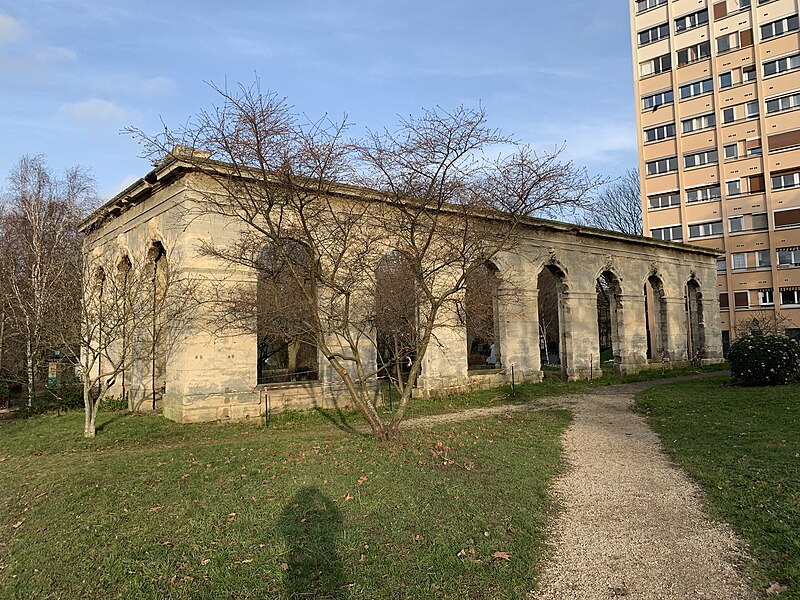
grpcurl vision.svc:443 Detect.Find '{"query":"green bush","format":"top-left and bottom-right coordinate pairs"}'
top-left (728, 333), bottom-right (800, 386)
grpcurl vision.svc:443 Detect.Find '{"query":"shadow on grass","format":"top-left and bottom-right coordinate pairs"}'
top-left (94, 411), bottom-right (129, 433)
top-left (280, 486), bottom-right (348, 599)
top-left (312, 405), bottom-right (370, 439)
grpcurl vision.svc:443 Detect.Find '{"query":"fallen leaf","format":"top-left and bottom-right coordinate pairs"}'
top-left (11, 520), bottom-right (24, 529)
top-left (227, 513), bottom-right (237, 523)
top-left (148, 505), bottom-right (162, 513)
top-left (280, 562), bottom-right (290, 571)
top-left (344, 494), bottom-right (354, 502)
top-left (200, 559), bottom-right (210, 566)
top-left (767, 582), bottom-right (789, 595)
top-left (358, 554), bottom-right (366, 564)
top-left (414, 534), bottom-right (424, 542)
top-left (357, 476), bottom-right (368, 485)
top-left (240, 559), bottom-right (253, 564)
top-left (492, 551), bottom-right (511, 561)
top-left (483, 531), bottom-right (490, 537)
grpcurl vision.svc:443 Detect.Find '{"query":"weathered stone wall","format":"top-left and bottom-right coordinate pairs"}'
top-left (81, 164), bottom-right (723, 423)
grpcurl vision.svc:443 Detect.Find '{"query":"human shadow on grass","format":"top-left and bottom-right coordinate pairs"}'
top-left (280, 486), bottom-right (348, 599)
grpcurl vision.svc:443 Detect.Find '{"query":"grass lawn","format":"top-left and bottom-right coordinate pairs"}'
top-left (636, 377), bottom-right (800, 598)
top-left (0, 402), bottom-right (570, 599)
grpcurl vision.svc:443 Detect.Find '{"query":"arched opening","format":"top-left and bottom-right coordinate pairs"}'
top-left (256, 240), bottom-right (318, 384)
top-left (375, 250), bottom-right (417, 384)
top-left (148, 241), bottom-right (167, 410)
top-left (537, 265), bottom-right (567, 377)
top-left (117, 255), bottom-right (132, 404)
top-left (645, 275), bottom-right (668, 360)
top-left (465, 262), bottom-right (501, 370)
top-left (686, 278), bottom-right (705, 360)
top-left (597, 270), bottom-right (622, 368)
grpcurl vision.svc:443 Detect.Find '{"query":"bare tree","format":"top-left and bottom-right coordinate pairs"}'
top-left (586, 169), bottom-right (643, 236)
top-left (1, 156), bottom-right (96, 408)
top-left (127, 81), bottom-right (598, 441)
top-left (734, 309), bottom-right (795, 338)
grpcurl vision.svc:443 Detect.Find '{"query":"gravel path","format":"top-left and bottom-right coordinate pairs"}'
top-left (530, 383), bottom-right (756, 600)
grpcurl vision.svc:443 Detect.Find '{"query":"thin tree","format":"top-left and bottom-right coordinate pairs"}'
top-left (1, 156), bottom-right (95, 408)
top-left (127, 81), bottom-right (598, 441)
top-left (586, 169), bottom-right (643, 235)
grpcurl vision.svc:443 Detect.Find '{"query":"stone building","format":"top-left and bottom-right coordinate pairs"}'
top-left (80, 154), bottom-right (724, 423)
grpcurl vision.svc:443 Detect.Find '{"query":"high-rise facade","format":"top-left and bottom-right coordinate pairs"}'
top-left (630, 0), bottom-right (800, 348)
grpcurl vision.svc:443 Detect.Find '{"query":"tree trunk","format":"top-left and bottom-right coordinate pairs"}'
top-left (26, 332), bottom-right (34, 409)
top-left (84, 383), bottom-right (96, 438)
top-left (0, 305), bottom-right (5, 374)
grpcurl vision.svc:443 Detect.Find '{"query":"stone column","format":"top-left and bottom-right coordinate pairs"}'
top-left (615, 294), bottom-right (649, 375)
top-left (498, 288), bottom-right (542, 382)
top-left (664, 296), bottom-right (689, 362)
top-left (562, 290), bottom-right (602, 380)
top-left (416, 307), bottom-right (469, 396)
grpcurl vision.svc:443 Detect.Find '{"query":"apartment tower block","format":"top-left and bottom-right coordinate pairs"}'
top-left (630, 0), bottom-right (800, 347)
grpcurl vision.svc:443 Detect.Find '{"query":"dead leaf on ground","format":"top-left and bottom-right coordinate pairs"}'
top-left (344, 494), bottom-right (354, 502)
top-left (11, 520), bottom-right (24, 529)
top-left (148, 505), bottom-right (162, 513)
top-left (280, 562), bottom-right (290, 571)
top-left (491, 551), bottom-right (511, 561)
top-left (200, 559), bottom-right (210, 566)
top-left (767, 582), bottom-right (789, 595)
top-left (358, 554), bottom-right (366, 564)
top-left (357, 476), bottom-right (368, 485)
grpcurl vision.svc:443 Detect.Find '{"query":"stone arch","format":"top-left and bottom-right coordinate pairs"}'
top-left (147, 240), bottom-right (168, 410)
top-left (644, 271), bottom-right (669, 360)
top-left (596, 268), bottom-right (623, 369)
top-left (256, 239), bottom-right (319, 385)
top-left (116, 254), bottom-right (133, 404)
top-left (537, 263), bottom-right (569, 376)
top-left (375, 250), bottom-right (418, 383)
top-left (464, 261), bottom-right (501, 370)
top-left (685, 276), bottom-right (706, 359)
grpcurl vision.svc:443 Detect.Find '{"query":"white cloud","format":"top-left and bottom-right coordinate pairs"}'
top-left (60, 98), bottom-right (136, 131)
top-left (0, 12), bottom-right (24, 46)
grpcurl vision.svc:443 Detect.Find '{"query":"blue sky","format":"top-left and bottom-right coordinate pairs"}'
top-left (0, 1), bottom-right (637, 200)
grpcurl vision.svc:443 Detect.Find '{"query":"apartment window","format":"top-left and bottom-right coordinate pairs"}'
top-left (774, 208), bottom-right (800, 228)
top-left (724, 143), bottom-right (739, 160)
top-left (746, 101), bottom-right (759, 118)
top-left (753, 213), bottom-right (769, 231)
top-left (639, 23), bottom-right (670, 45)
top-left (682, 113), bottom-right (715, 133)
top-left (781, 289), bottom-right (800, 305)
top-left (730, 216), bottom-right (745, 233)
top-left (719, 292), bottom-right (730, 311)
top-left (688, 220), bottom-right (723, 238)
top-left (651, 225), bottom-right (683, 241)
top-left (716, 257), bottom-right (727, 272)
top-left (679, 78), bottom-right (713, 100)
top-left (648, 192), bottom-right (680, 209)
top-left (686, 185), bottom-right (721, 203)
top-left (675, 9), bottom-right (709, 32)
top-left (760, 14), bottom-right (799, 40)
top-left (684, 149), bottom-right (718, 168)
top-left (726, 179), bottom-right (742, 195)
top-left (749, 174), bottom-right (765, 193)
top-left (678, 41), bottom-right (711, 66)
top-left (641, 53), bottom-right (672, 76)
top-left (740, 0), bottom-right (752, 8)
top-left (742, 66), bottom-right (757, 82)
top-left (778, 248), bottom-right (800, 265)
top-left (748, 145), bottom-right (762, 156)
top-left (759, 290), bottom-right (775, 305)
top-left (637, 0), bottom-right (667, 13)
top-left (772, 170), bottom-right (800, 190)
top-left (734, 290), bottom-right (750, 309)
top-left (755, 249), bottom-right (771, 266)
top-left (644, 122), bottom-right (676, 142)
top-left (763, 53), bottom-right (800, 77)
top-left (642, 89), bottom-right (674, 110)
top-left (722, 107), bottom-right (736, 123)
top-left (719, 71), bottom-right (733, 89)
top-left (731, 252), bottom-right (747, 269)
top-left (766, 92), bottom-right (800, 114)
top-left (646, 156), bottom-right (678, 176)
top-left (717, 32), bottom-right (739, 53)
